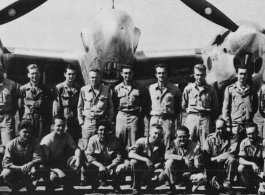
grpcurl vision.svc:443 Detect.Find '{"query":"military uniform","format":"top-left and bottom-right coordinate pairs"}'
top-left (129, 137), bottom-right (166, 191)
top-left (0, 78), bottom-right (18, 146)
top-left (113, 81), bottom-right (145, 150)
top-left (53, 82), bottom-right (80, 143)
top-left (18, 82), bottom-right (52, 139)
top-left (77, 84), bottom-right (114, 140)
top-left (204, 131), bottom-right (238, 186)
top-left (259, 85), bottom-right (265, 133)
top-left (165, 139), bottom-right (204, 185)
top-left (1, 136), bottom-right (42, 192)
top-left (182, 83), bottom-right (219, 146)
top-left (238, 136), bottom-right (265, 188)
top-left (148, 82), bottom-right (181, 148)
top-left (222, 83), bottom-right (258, 140)
top-left (84, 134), bottom-right (128, 188)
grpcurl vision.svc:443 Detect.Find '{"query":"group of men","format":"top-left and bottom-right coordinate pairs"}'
top-left (0, 60), bottom-right (264, 195)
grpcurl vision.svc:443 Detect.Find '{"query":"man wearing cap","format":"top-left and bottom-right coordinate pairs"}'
top-left (182, 64), bottom-right (219, 147)
top-left (0, 64), bottom-right (18, 171)
top-left (113, 65), bottom-right (146, 150)
top-left (203, 118), bottom-right (238, 194)
top-left (147, 63), bottom-right (181, 149)
top-left (222, 65), bottom-right (258, 142)
top-left (18, 64), bottom-right (53, 139)
top-left (77, 68), bottom-right (114, 150)
top-left (53, 64), bottom-right (81, 143)
top-left (238, 123), bottom-right (265, 194)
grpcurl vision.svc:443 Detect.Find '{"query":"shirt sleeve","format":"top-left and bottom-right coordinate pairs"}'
top-left (53, 85), bottom-right (61, 116)
top-left (2, 142), bottom-right (14, 169)
top-left (32, 141), bottom-right (43, 164)
top-left (85, 138), bottom-right (96, 163)
top-left (238, 140), bottom-right (247, 158)
top-left (66, 133), bottom-right (78, 151)
top-left (77, 88), bottom-right (85, 125)
top-left (222, 87), bottom-right (232, 126)
top-left (107, 88), bottom-right (114, 122)
top-left (182, 87), bottom-right (189, 113)
top-left (194, 145), bottom-right (204, 169)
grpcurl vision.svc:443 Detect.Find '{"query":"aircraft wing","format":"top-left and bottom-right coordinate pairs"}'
top-left (134, 49), bottom-right (203, 86)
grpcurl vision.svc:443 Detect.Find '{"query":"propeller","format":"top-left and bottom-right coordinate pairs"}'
top-left (180, 0), bottom-right (239, 32)
top-left (0, 0), bottom-right (47, 25)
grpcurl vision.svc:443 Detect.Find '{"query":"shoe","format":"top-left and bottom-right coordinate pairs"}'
top-left (63, 185), bottom-right (76, 195)
top-left (112, 184), bottom-right (121, 193)
top-left (91, 184), bottom-right (99, 193)
top-left (132, 188), bottom-right (140, 195)
top-left (166, 184), bottom-right (176, 195)
top-left (146, 183), bottom-right (155, 193)
top-left (246, 185), bottom-right (257, 194)
top-left (185, 182), bottom-right (193, 194)
top-left (80, 180), bottom-right (87, 186)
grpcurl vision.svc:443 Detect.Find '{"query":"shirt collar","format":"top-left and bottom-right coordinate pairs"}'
top-left (88, 84), bottom-right (102, 92)
top-left (245, 136), bottom-right (263, 147)
top-left (155, 82), bottom-right (171, 91)
top-left (236, 82), bottom-right (250, 92)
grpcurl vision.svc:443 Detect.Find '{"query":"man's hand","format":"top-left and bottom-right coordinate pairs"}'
top-left (98, 165), bottom-right (109, 177)
top-left (21, 162), bottom-right (33, 174)
top-left (252, 163), bottom-right (260, 174)
top-left (146, 159), bottom-right (155, 170)
top-left (184, 158), bottom-right (193, 170)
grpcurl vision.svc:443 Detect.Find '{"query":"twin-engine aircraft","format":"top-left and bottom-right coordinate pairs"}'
top-left (0, 0), bottom-right (264, 98)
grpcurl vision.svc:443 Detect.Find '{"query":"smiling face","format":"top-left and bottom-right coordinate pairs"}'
top-left (18, 128), bottom-right (32, 142)
top-left (52, 119), bottom-right (65, 135)
top-left (176, 130), bottom-right (189, 147)
top-left (28, 67), bottom-right (41, 83)
top-left (194, 68), bottom-right (206, 86)
top-left (155, 67), bottom-right (167, 83)
top-left (149, 126), bottom-right (163, 143)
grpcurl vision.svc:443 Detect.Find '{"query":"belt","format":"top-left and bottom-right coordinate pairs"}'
top-left (152, 114), bottom-right (173, 120)
top-left (189, 112), bottom-right (209, 117)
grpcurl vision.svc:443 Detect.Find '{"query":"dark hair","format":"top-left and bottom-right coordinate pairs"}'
top-left (245, 123), bottom-right (258, 131)
top-left (155, 63), bottom-right (168, 73)
top-left (89, 68), bottom-right (101, 75)
top-left (18, 121), bottom-right (34, 132)
top-left (27, 64), bottom-right (39, 73)
top-left (151, 124), bottom-right (163, 131)
top-left (96, 120), bottom-right (111, 131)
top-left (64, 64), bottom-right (77, 73)
top-left (215, 118), bottom-right (227, 127)
top-left (176, 126), bottom-right (190, 135)
top-left (52, 115), bottom-right (66, 125)
top-left (235, 64), bottom-right (248, 73)
top-left (120, 64), bottom-right (134, 72)
top-left (194, 64), bottom-right (206, 74)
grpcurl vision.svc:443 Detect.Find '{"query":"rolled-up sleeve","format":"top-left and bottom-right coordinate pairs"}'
top-left (85, 140), bottom-right (96, 163)
top-left (2, 143), bottom-right (14, 169)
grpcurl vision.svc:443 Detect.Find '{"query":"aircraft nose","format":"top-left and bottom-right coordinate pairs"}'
top-left (229, 25), bottom-right (265, 59)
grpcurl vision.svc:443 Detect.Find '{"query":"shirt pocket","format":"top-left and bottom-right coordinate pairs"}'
top-left (131, 89), bottom-right (141, 104)
top-left (118, 92), bottom-right (127, 105)
top-left (2, 89), bottom-right (11, 104)
top-left (62, 94), bottom-right (70, 107)
top-left (164, 94), bottom-right (174, 106)
top-left (151, 96), bottom-right (160, 108)
top-left (189, 94), bottom-right (197, 106)
top-left (84, 95), bottom-right (93, 109)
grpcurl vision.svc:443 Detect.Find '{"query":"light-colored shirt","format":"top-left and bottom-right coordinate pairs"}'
top-left (2, 137), bottom-right (42, 169)
top-left (85, 134), bottom-right (123, 165)
top-left (182, 83), bottom-right (219, 118)
top-left (77, 84), bottom-right (114, 125)
top-left (40, 132), bottom-right (77, 164)
top-left (148, 82), bottom-right (181, 117)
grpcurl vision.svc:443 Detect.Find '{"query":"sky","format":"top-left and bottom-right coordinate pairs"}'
top-left (0, 0), bottom-right (265, 52)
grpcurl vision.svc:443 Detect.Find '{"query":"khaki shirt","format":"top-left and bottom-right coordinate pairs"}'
top-left (53, 82), bottom-right (80, 119)
top-left (167, 139), bottom-right (204, 169)
top-left (85, 134), bottom-right (123, 165)
top-left (113, 81), bottom-right (145, 112)
top-left (148, 82), bottom-right (181, 117)
top-left (238, 136), bottom-right (265, 168)
top-left (204, 131), bottom-right (238, 159)
top-left (182, 83), bottom-right (219, 118)
top-left (2, 137), bottom-right (42, 169)
top-left (129, 137), bottom-right (165, 164)
top-left (18, 82), bottom-right (53, 120)
top-left (0, 78), bottom-right (18, 114)
top-left (222, 83), bottom-right (258, 126)
top-left (77, 84), bottom-right (114, 125)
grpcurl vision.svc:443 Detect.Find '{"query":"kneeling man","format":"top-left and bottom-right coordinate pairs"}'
top-left (84, 120), bottom-right (127, 193)
top-left (129, 125), bottom-right (166, 195)
top-left (238, 123), bottom-right (265, 194)
top-left (40, 116), bottom-right (82, 194)
top-left (204, 118), bottom-right (238, 193)
top-left (165, 126), bottom-right (204, 194)
top-left (2, 121), bottom-right (42, 195)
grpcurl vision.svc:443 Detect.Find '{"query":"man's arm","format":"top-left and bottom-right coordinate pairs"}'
top-left (52, 85), bottom-right (61, 116)
top-left (222, 87), bottom-right (232, 129)
top-left (182, 87), bottom-right (189, 113)
top-left (18, 87), bottom-right (24, 121)
top-left (165, 147), bottom-right (183, 161)
top-left (77, 89), bottom-right (85, 125)
top-left (107, 88), bottom-right (114, 123)
top-left (2, 143), bottom-right (21, 171)
top-left (174, 87), bottom-right (182, 127)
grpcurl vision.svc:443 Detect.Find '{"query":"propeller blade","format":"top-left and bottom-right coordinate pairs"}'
top-left (0, 0), bottom-right (47, 25)
top-left (180, 0), bottom-right (239, 32)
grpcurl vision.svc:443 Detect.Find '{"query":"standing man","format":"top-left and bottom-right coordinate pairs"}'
top-left (113, 65), bottom-right (145, 150)
top-left (147, 63), bottom-right (181, 149)
top-left (182, 64), bottom-right (219, 147)
top-left (18, 64), bottom-right (53, 139)
top-left (77, 68), bottom-right (114, 150)
top-left (223, 65), bottom-right (258, 141)
top-left (0, 63), bottom-right (18, 167)
top-left (204, 118), bottom-right (238, 194)
top-left (164, 126), bottom-right (205, 194)
top-left (238, 123), bottom-right (265, 194)
top-left (53, 64), bottom-right (81, 143)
